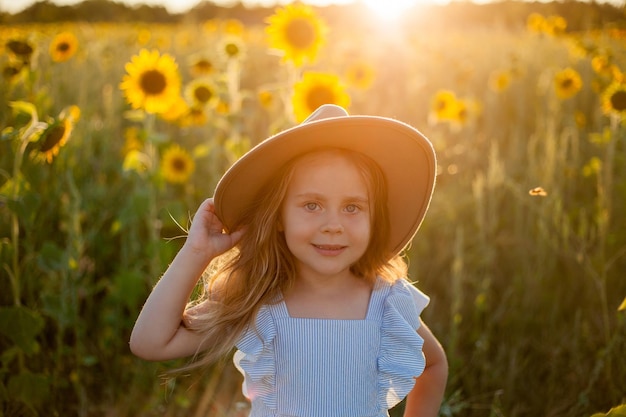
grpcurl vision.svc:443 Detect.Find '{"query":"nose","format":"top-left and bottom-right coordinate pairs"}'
top-left (320, 212), bottom-right (344, 234)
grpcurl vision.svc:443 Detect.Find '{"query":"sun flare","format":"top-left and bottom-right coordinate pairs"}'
top-left (362, 0), bottom-right (418, 21)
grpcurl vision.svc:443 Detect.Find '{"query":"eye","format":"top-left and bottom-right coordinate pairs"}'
top-left (304, 202), bottom-right (319, 211)
top-left (345, 204), bottom-right (360, 213)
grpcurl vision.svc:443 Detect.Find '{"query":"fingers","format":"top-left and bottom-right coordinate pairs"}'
top-left (229, 226), bottom-right (247, 246)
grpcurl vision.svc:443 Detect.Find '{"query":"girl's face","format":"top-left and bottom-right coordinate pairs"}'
top-left (279, 150), bottom-right (372, 282)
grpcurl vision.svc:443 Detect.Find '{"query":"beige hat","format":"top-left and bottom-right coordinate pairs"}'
top-left (214, 104), bottom-right (436, 256)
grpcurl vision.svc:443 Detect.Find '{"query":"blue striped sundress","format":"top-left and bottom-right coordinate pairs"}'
top-left (233, 276), bottom-right (430, 417)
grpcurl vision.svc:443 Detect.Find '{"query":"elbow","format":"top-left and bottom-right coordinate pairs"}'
top-left (129, 330), bottom-right (159, 361)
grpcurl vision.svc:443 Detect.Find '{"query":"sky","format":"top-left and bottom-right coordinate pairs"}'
top-left (0, 0), bottom-right (624, 16)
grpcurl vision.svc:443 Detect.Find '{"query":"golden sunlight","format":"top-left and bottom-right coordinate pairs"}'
top-left (362, 0), bottom-right (421, 21)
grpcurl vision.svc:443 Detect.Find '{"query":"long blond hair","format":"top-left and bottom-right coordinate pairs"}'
top-left (186, 148), bottom-right (409, 368)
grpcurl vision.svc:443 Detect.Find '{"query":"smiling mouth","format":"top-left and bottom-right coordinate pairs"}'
top-left (313, 244), bottom-right (346, 251)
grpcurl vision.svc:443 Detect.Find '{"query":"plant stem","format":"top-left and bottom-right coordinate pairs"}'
top-left (9, 135), bottom-right (30, 307)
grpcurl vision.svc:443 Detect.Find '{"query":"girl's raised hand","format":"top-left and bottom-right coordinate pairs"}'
top-left (184, 198), bottom-right (245, 263)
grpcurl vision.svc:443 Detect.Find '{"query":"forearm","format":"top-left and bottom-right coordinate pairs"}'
top-left (129, 244), bottom-right (212, 359)
top-left (404, 320), bottom-right (448, 417)
top-left (403, 358), bottom-right (448, 417)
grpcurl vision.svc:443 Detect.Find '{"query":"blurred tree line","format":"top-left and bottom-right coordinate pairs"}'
top-left (1, 0), bottom-right (625, 30)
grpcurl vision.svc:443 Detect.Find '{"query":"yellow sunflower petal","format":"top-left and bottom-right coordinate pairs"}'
top-left (292, 72), bottom-right (350, 123)
top-left (265, 3), bottom-right (327, 67)
top-left (160, 144), bottom-right (195, 184)
top-left (120, 49), bottom-right (181, 114)
top-left (601, 82), bottom-right (626, 118)
top-left (429, 90), bottom-right (458, 124)
top-left (49, 31), bottom-right (78, 62)
top-left (554, 67), bottom-right (583, 100)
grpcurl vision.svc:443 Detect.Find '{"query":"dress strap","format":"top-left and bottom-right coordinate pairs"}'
top-left (268, 295), bottom-right (290, 318)
top-left (365, 277), bottom-right (390, 321)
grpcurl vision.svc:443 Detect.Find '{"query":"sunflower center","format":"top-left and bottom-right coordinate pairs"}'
top-left (3, 65), bottom-right (21, 78)
top-left (171, 157), bottom-right (187, 173)
top-left (225, 43), bottom-right (240, 57)
top-left (306, 86), bottom-right (335, 112)
top-left (140, 69), bottom-right (167, 95)
top-left (194, 86), bottom-right (213, 103)
top-left (457, 107), bottom-right (468, 121)
top-left (57, 42), bottom-right (70, 52)
top-left (560, 78), bottom-right (573, 89)
top-left (7, 40), bottom-right (34, 57)
top-left (610, 90), bottom-right (626, 112)
top-left (285, 18), bottom-right (316, 49)
top-left (194, 59), bottom-right (213, 72)
top-left (40, 125), bottom-right (66, 152)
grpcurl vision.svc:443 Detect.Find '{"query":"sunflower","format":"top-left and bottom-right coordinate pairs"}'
top-left (449, 98), bottom-right (481, 130)
top-left (6, 39), bottom-right (34, 61)
top-left (2, 62), bottom-right (25, 83)
top-left (266, 3), bottom-right (327, 67)
top-left (591, 55), bottom-right (613, 77)
top-left (160, 144), bottom-right (195, 184)
top-left (184, 78), bottom-right (219, 109)
top-left (123, 150), bottom-right (151, 174)
top-left (224, 19), bottom-right (245, 35)
top-left (601, 82), bottom-right (626, 118)
top-left (33, 105), bottom-right (80, 163)
top-left (49, 31), bottom-right (78, 62)
top-left (137, 29), bottom-right (151, 46)
top-left (219, 35), bottom-right (246, 61)
top-left (488, 70), bottom-right (512, 93)
top-left (122, 126), bottom-right (144, 156)
top-left (185, 106), bottom-right (209, 126)
top-left (526, 13), bottom-right (546, 34)
top-left (554, 67), bottom-right (582, 100)
top-left (292, 72), bottom-right (350, 123)
top-left (428, 90), bottom-right (458, 124)
top-left (120, 49), bottom-right (181, 114)
top-left (188, 54), bottom-right (215, 77)
top-left (345, 61), bottom-right (375, 90)
top-left (544, 15), bottom-right (567, 36)
top-left (159, 96), bottom-right (191, 124)
top-left (257, 89), bottom-right (275, 109)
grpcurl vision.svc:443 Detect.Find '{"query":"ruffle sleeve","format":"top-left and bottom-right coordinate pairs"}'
top-left (377, 279), bottom-right (429, 409)
top-left (233, 304), bottom-right (277, 410)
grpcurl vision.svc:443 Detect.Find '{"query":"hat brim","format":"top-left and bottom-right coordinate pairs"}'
top-left (214, 115), bottom-right (436, 256)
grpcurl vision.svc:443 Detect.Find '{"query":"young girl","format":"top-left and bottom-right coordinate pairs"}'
top-left (130, 104), bottom-right (448, 417)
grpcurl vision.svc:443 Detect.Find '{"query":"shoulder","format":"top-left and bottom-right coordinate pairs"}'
top-left (383, 277), bottom-right (430, 315)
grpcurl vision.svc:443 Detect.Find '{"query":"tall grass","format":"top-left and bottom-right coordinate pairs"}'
top-left (0, 10), bottom-right (625, 417)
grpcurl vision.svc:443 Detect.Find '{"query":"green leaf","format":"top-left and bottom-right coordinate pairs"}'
top-left (0, 306), bottom-right (44, 354)
top-left (7, 371), bottom-right (51, 407)
top-left (0, 173), bottom-right (31, 199)
top-left (9, 101), bottom-right (38, 120)
top-left (111, 269), bottom-right (145, 310)
top-left (36, 241), bottom-right (66, 272)
top-left (1, 126), bottom-right (18, 141)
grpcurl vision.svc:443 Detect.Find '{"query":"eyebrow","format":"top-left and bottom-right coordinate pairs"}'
top-left (293, 192), bottom-right (369, 204)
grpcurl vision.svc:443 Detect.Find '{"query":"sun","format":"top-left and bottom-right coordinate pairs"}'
top-left (362, 0), bottom-right (418, 21)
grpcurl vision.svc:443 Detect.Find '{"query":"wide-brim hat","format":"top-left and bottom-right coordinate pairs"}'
top-left (214, 104), bottom-right (436, 256)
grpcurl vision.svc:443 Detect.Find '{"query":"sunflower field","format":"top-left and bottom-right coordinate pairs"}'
top-left (1, 1), bottom-right (626, 416)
